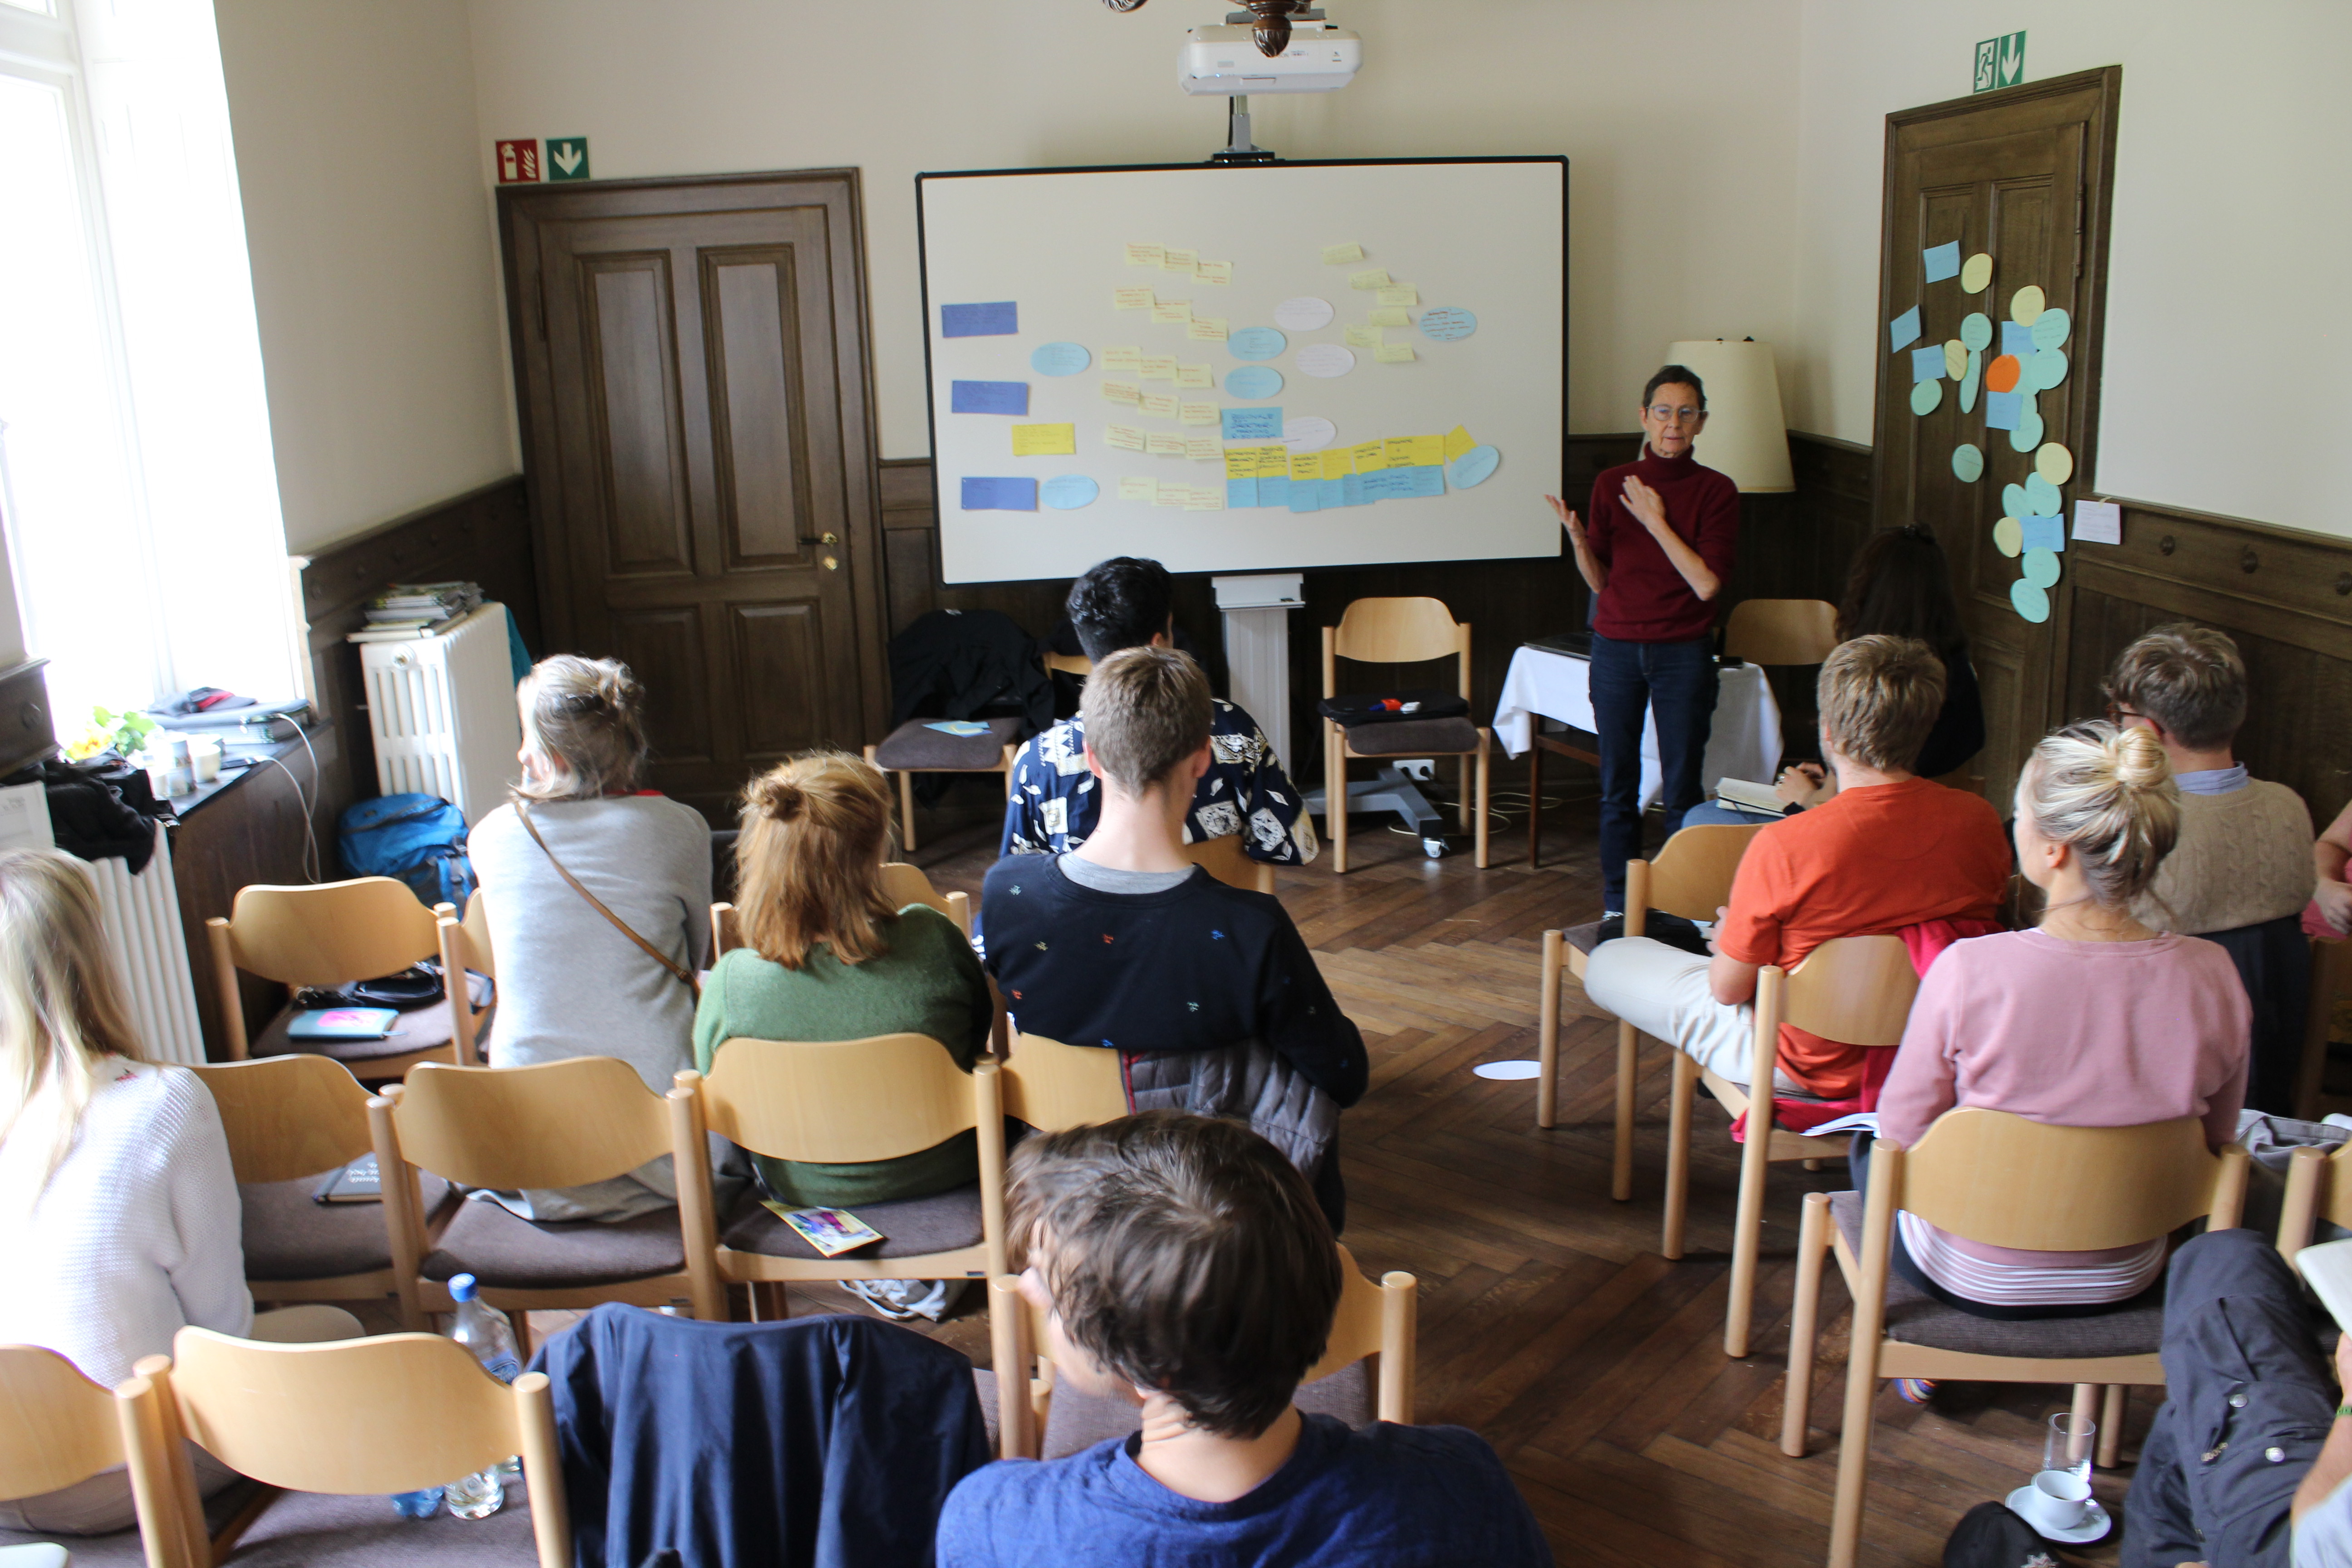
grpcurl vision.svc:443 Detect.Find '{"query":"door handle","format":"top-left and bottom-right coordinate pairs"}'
top-left (798, 531), bottom-right (839, 547)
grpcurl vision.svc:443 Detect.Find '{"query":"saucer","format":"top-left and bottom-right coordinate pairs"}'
top-left (2004, 1483), bottom-right (2111, 1544)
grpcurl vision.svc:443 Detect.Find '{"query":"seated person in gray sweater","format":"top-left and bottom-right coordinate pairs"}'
top-left (982, 648), bottom-right (1367, 1230)
top-left (469, 655), bottom-right (713, 1221)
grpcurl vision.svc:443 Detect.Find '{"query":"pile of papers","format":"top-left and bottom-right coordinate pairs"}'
top-left (353, 582), bottom-right (486, 642)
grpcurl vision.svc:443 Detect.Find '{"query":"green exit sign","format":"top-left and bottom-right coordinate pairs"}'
top-left (1974, 31), bottom-right (2025, 92)
top-left (546, 136), bottom-right (590, 181)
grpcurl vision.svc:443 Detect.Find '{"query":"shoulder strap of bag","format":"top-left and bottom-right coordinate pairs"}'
top-left (514, 801), bottom-right (701, 998)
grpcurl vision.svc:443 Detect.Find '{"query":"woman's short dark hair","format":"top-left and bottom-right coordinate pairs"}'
top-left (1066, 557), bottom-right (1174, 662)
top-left (1641, 364), bottom-right (1706, 412)
top-left (1838, 524), bottom-right (1970, 666)
top-left (1010, 1111), bottom-right (1342, 1439)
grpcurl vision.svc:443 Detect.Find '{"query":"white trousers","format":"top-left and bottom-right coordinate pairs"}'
top-left (1581, 936), bottom-right (1806, 1094)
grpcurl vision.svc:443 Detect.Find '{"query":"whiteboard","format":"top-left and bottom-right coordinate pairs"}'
top-left (917, 159), bottom-right (1567, 583)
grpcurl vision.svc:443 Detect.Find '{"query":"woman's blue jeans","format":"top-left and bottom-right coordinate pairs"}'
top-left (1589, 631), bottom-right (1716, 910)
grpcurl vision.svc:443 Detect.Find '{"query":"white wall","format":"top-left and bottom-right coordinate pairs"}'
top-left (464, 0), bottom-right (1803, 458)
top-left (214, 0), bottom-right (514, 554)
top-left (1792, 0), bottom-right (2352, 537)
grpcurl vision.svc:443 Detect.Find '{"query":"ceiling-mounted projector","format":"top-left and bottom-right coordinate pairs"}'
top-left (1180, 22), bottom-right (1361, 94)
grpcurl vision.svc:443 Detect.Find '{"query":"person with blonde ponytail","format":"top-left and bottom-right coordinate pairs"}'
top-left (693, 752), bottom-right (992, 1318)
top-left (1872, 721), bottom-right (2249, 1325)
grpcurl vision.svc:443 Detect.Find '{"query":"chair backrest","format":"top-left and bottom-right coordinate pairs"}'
top-left (1781, 935), bottom-right (1918, 1048)
top-left (697, 1035), bottom-right (989, 1163)
top-left (1181, 833), bottom-right (1277, 896)
top-left (881, 862), bottom-right (974, 939)
top-left (217, 878), bottom-right (441, 986)
top-left (711, 900), bottom-right (741, 956)
top-left (461, 889), bottom-right (494, 979)
top-left (1722, 598), bottom-right (1838, 666)
top-left (2296, 937), bottom-right (2352, 1120)
top-left (1629, 824), bottom-right (1764, 925)
top-left (1000, 1033), bottom-right (1130, 1131)
top-left (1041, 651), bottom-right (1092, 679)
top-left (2281, 1137), bottom-right (2352, 1257)
top-left (391, 1057), bottom-right (672, 1190)
top-left (1895, 1109), bottom-right (2245, 1253)
top-left (189, 1055), bottom-right (372, 1183)
top-left (0, 1344), bottom-right (126, 1502)
top-left (1330, 597), bottom-right (1466, 671)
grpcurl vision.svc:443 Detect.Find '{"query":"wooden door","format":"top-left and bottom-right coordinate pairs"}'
top-left (1873, 69), bottom-right (2119, 805)
top-left (500, 172), bottom-right (886, 821)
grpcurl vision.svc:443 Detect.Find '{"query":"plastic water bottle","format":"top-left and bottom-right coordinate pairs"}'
top-left (389, 1487), bottom-right (444, 1519)
top-left (443, 1467), bottom-right (504, 1520)
top-left (445, 1274), bottom-right (521, 1511)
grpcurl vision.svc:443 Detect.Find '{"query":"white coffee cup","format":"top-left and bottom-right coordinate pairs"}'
top-left (2014, 1468), bottom-right (2091, 1534)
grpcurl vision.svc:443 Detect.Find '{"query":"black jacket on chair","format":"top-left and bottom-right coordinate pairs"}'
top-left (532, 1304), bottom-right (992, 1568)
top-left (889, 609), bottom-right (1054, 735)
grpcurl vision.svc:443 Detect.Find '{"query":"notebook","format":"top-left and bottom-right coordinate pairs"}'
top-left (286, 1006), bottom-right (400, 1041)
top-left (312, 1152), bottom-right (383, 1204)
top-left (1713, 777), bottom-right (1788, 816)
top-left (2296, 1237), bottom-right (2352, 1330)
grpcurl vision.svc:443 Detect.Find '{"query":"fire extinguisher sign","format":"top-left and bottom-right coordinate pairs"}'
top-left (495, 139), bottom-right (541, 184)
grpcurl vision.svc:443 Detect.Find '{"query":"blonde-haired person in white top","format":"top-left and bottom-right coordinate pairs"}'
top-left (0, 849), bottom-right (357, 1537)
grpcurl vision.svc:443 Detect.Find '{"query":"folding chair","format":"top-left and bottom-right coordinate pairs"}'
top-left (881, 862), bottom-right (975, 940)
top-left (998, 1032), bottom-right (1130, 1136)
top-left (0, 1345), bottom-right (187, 1568)
top-left (1181, 831), bottom-right (1277, 895)
top-left (430, 891), bottom-right (496, 1063)
top-left (1320, 597), bottom-right (1490, 872)
top-left (1722, 598), bottom-right (1838, 666)
top-left (1785, 1110), bottom-right (2247, 1568)
top-left (2280, 1132), bottom-right (2352, 1260)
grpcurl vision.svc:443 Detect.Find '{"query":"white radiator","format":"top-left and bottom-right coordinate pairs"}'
top-left (360, 603), bottom-right (523, 827)
top-left (85, 823), bottom-right (206, 1066)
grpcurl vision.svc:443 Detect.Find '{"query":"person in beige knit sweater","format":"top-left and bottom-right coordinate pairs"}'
top-left (2103, 624), bottom-right (2313, 1110)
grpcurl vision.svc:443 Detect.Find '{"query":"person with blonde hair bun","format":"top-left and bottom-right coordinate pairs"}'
top-left (694, 750), bottom-right (992, 1321)
top-left (1873, 721), bottom-right (2249, 1333)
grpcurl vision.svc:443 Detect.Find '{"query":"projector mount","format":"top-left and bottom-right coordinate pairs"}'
top-left (1098, 0), bottom-right (1318, 58)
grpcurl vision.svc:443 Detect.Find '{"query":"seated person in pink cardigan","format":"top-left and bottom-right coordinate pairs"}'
top-left (1872, 720), bottom-right (2249, 1340)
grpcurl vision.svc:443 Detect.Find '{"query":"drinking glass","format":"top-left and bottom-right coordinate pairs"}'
top-left (2044, 1411), bottom-right (2096, 1485)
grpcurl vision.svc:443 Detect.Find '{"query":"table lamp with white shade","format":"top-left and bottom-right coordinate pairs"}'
top-left (1666, 338), bottom-right (1793, 493)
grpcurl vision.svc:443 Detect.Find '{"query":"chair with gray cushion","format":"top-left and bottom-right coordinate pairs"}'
top-left (1784, 1108), bottom-right (2249, 1568)
top-left (864, 719), bottom-right (1029, 855)
top-left (1319, 597), bottom-right (1490, 872)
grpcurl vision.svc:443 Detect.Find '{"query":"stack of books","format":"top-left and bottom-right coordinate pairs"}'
top-left (351, 582), bottom-right (487, 642)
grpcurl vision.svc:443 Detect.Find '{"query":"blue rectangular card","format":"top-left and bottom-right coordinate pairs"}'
top-left (1911, 345), bottom-right (1945, 383)
top-left (2001, 320), bottom-right (2034, 357)
top-left (1257, 475), bottom-right (1290, 509)
top-left (1318, 478), bottom-right (1345, 509)
top-left (941, 301), bottom-right (1017, 338)
top-left (2021, 515), bottom-right (2067, 553)
top-left (1361, 470), bottom-right (1414, 501)
top-left (1225, 477), bottom-right (1259, 510)
top-left (960, 476), bottom-right (1036, 511)
top-left (1889, 306), bottom-right (1921, 352)
top-left (1221, 407), bottom-right (1283, 441)
top-left (1343, 473), bottom-right (1368, 506)
top-left (950, 380), bottom-right (1029, 416)
top-left (1922, 241), bottom-right (1961, 283)
top-left (1287, 483), bottom-right (1321, 514)
top-left (1403, 465), bottom-right (1446, 498)
top-left (1983, 390), bottom-right (2022, 430)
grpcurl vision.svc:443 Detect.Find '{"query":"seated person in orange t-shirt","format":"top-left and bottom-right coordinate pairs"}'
top-left (1582, 634), bottom-right (2012, 1099)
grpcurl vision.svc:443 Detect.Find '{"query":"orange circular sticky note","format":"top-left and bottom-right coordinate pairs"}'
top-left (1984, 354), bottom-right (2023, 393)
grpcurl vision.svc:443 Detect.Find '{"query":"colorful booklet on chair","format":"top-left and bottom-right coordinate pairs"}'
top-left (764, 1203), bottom-right (885, 1257)
top-left (2297, 1238), bottom-right (2352, 1331)
top-left (285, 1006), bottom-right (400, 1041)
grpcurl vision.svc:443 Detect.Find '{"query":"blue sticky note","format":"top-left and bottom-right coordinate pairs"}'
top-left (1225, 477), bottom-right (1259, 509)
top-left (1030, 342), bottom-right (1091, 377)
top-left (1404, 465), bottom-right (1446, 499)
top-left (1229, 326), bottom-right (1287, 361)
top-left (1362, 470), bottom-right (1413, 501)
top-left (1983, 390), bottom-right (2022, 431)
top-left (2001, 320), bottom-right (2034, 357)
top-left (960, 476), bottom-right (1036, 511)
top-left (1343, 473), bottom-right (1368, 506)
top-left (1221, 407), bottom-right (1283, 441)
top-left (1449, 445), bottom-right (1501, 488)
top-left (1225, 366), bottom-right (1282, 399)
top-left (1911, 345), bottom-right (1945, 383)
top-left (1889, 306), bottom-right (1921, 352)
top-left (1922, 241), bottom-right (1961, 283)
top-left (2021, 515), bottom-right (2066, 554)
top-left (950, 380), bottom-right (1029, 416)
top-left (1257, 475), bottom-right (1289, 509)
top-left (1318, 478), bottom-right (1345, 509)
top-left (941, 301), bottom-right (1017, 338)
top-left (1040, 474), bottom-right (1098, 510)
top-left (1288, 483), bottom-right (1322, 514)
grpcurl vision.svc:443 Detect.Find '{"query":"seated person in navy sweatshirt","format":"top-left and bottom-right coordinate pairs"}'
top-left (936, 1112), bottom-right (1553, 1568)
top-left (982, 647), bottom-right (1366, 1226)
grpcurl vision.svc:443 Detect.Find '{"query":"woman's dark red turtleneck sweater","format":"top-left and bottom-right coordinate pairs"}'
top-left (1583, 447), bottom-right (1740, 643)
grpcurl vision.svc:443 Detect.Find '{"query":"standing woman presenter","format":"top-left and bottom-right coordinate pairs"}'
top-left (1545, 366), bottom-right (1741, 919)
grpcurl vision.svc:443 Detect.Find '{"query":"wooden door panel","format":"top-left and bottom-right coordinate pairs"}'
top-left (608, 606), bottom-right (713, 766)
top-left (731, 601), bottom-right (828, 760)
top-left (706, 250), bottom-right (811, 569)
top-left (581, 255), bottom-right (696, 578)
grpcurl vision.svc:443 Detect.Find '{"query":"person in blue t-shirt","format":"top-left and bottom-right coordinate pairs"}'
top-left (935, 1112), bottom-right (1553, 1568)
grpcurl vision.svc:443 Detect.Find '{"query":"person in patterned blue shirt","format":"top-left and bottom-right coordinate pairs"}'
top-left (1001, 557), bottom-right (1317, 865)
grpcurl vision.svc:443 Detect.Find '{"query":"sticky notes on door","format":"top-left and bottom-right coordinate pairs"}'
top-left (1010, 423), bottom-right (1075, 456)
top-left (1922, 241), bottom-right (1961, 282)
top-left (942, 302), bottom-right (1017, 338)
top-left (2073, 498), bottom-right (2122, 545)
top-left (1889, 305), bottom-right (1921, 352)
top-left (951, 380), bottom-right (1028, 415)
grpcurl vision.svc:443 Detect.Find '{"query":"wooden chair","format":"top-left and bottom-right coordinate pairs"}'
top-left (882, 862), bottom-right (975, 940)
top-left (430, 891), bottom-right (497, 1063)
top-left (1722, 598), bottom-right (1839, 666)
top-left (206, 878), bottom-right (475, 1078)
top-left (1181, 832), bottom-right (1277, 895)
top-left (188, 1055), bottom-right (446, 1328)
top-left (1041, 651), bottom-right (1093, 679)
top-left (370, 1058), bottom-right (701, 1335)
top-left (1537, 824), bottom-right (1764, 1202)
top-left (998, 1031), bottom-right (1131, 1134)
top-left (867, 644), bottom-right (1071, 853)
top-left (149, 1328), bottom-right (569, 1568)
top-left (670, 1038), bottom-right (1009, 1327)
top-left (2294, 934), bottom-right (2352, 1120)
top-left (0, 1345), bottom-right (189, 1568)
top-left (2279, 1133), bottom-right (2352, 1261)
top-left (1320, 597), bottom-right (1490, 873)
top-left (986, 1244), bottom-right (1418, 1462)
top-left (1786, 1111), bottom-right (2247, 1568)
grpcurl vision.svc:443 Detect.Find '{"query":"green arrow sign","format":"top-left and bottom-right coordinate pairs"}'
top-left (546, 137), bottom-right (591, 181)
top-left (1973, 32), bottom-right (2024, 92)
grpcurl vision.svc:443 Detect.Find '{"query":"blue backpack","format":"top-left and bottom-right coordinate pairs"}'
top-left (338, 793), bottom-right (475, 909)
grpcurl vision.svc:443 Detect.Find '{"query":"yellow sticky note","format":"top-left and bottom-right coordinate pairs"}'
top-left (1184, 486), bottom-right (1225, 512)
top-left (1101, 380), bottom-right (1141, 405)
top-left (1250, 445), bottom-right (1290, 480)
top-left (1352, 440), bottom-right (1387, 473)
top-left (1321, 242), bottom-right (1364, 265)
top-left (1403, 434), bottom-right (1445, 466)
top-left (1225, 447), bottom-right (1260, 480)
top-left (1444, 425), bottom-right (1477, 461)
top-left (1102, 345), bottom-right (1145, 372)
top-left (1104, 424), bottom-right (1146, 451)
top-left (1152, 301), bottom-right (1192, 324)
top-left (1187, 317), bottom-right (1229, 342)
top-left (1155, 480), bottom-right (1188, 505)
top-left (1163, 247), bottom-right (1198, 272)
top-left (1377, 343), bottom-right (1418, 363)
top-left (1369, 308), bottom-right (1411, 328)
top-left (1350, 269), bottom-right (1391, 290)
top-left (1194, 260), bottom-right (1233, 285)
top-left (1290, 452), bottom-right (1323, 482)
top-left (1180, 401), bottom-right (1220, 426)
top-left (1377, 285), bottom-right (1419, 308)
top-left (1140, 392), bottom-right (1179, 418)
top-left (1114, 287), bottom-right (1156, 311)
top-left (1186, 436), bottom-right (1220, 462)
top-left (1125, 242), bottom-right (1164, 267)
top-left (1147, 433), bottom-right (1187, 456)
top-left (1321, 448), bottom-right (1355, 479)
top-left (1118, 476), bottom-right (1155, 501)
top-left (1344, 324), bottom-right (1382, 348)
top-left (1139, 356), bottom-right (1178, 381)
top-left (1382, 437), bottom-right (1419, 466)
top-left (1011, 423), bottom-right (1076, 456)
top-left (1176, 363), bottom-right (1214, 389)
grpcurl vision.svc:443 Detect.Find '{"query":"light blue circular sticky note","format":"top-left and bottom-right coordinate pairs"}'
top-left (2024, 472), bottom-right (2061, 516)
top-left (1040, 474), bottom-right (1098, 510)
top-left (1910, 377), bottom-right (1942, 416)
top-left (2022, 547), bottom-right (2062, 588)
top-left (1228, 327), bottom-right (1287, 361)
top-left (2029, 347), bottom-right (2068, 392)
top-left (2010, 403), bottom-right (2044, 453)
top-left (1225, 365), bottom-right (1282, 399)
top-left (1419, 307), bottom-right (1477, 342)
top-left (2003, 482), bottom-right (2030, 518)
top-left (1030, 342), bottom-right (1090, 377)
top-left (1951, 443), bottom-right (1984, 482)
top-left (1960, 312), bottom-right (1994, 353)
top-left (2011, 578), bottom-right (2050, 623)
top-left (1959, 351), bottom-right (1980, 413)
top-left (2031, 307), bottom-right (2072, 352)
top-left (1448, 445), bottom-right (1501, 488)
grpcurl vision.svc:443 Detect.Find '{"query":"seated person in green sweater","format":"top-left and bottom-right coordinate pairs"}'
top-left (693, 750), bottom-right (994, 1320)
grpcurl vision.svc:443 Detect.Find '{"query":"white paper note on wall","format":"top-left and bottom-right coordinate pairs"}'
top-left (0, 782), bottom-right (55, 852)
top-left (2072, 498), bottom-right (2122, 545)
